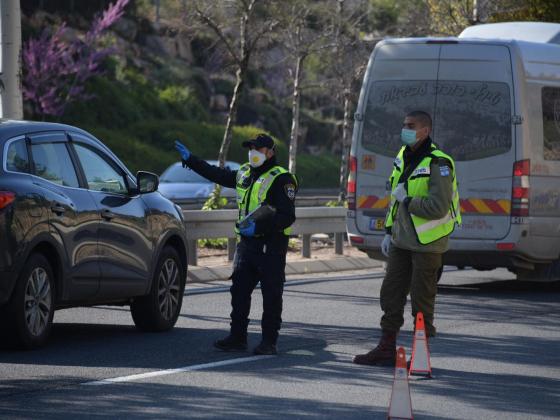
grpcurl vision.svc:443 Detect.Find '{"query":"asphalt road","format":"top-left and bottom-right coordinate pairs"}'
top-left (1, 267), bottom-right (559, 419)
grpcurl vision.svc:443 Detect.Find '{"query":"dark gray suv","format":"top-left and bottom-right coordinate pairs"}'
top-left (0, 120), bottom-right (188, 349)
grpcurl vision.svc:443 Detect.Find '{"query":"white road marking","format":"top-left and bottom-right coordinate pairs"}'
top-left (82, 355), bottom-right (276, 386)
top-left (286, 349), bottom-right (315, 356)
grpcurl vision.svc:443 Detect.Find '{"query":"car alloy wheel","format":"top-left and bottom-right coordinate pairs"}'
top-left (24, 267), bottom-right (53, 337)
top-left (130, 246), bottom-right (185, 332)
top-left (158, 258), bottom-right (180, 321)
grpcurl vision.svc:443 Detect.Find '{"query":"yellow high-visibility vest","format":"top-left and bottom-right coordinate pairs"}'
top-left (385, 145), bottom-right (461, 244)
top-left (235, 163), bottom-right (297, 236)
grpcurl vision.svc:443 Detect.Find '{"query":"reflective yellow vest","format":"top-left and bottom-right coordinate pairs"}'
top-left (385, 145), bottom-right (461, 245)
top-left (235, 163), bottom-right (297, 236)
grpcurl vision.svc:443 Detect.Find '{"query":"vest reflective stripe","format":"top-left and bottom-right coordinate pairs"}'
top-left (415, 212), bottom-right (453, 234)
top-left (235, 164), bottom-right (296, 236)
top-left (385, 145), bottom-right (461, 245)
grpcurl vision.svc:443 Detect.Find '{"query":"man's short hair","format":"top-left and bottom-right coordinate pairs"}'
top-left (407, 110), bottom-right (432, 129)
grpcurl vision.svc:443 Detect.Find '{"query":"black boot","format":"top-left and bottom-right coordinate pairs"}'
top-left (253, 341), bottom-right (277, 355)
top-left (214, 334), bottom-right (247, 352)
top-left (353, 330), bottom-right (397, 366)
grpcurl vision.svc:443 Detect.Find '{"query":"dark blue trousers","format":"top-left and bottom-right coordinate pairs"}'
top-left (229, 240), bottom-right (286, 344)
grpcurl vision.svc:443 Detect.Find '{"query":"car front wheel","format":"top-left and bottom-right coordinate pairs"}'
top-left (4, 253), bottom-right (55, 349)
top-left (131, 246), bottom-right (185, 332)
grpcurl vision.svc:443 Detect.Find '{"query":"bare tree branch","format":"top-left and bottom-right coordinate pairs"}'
top-left (193, 3), bottom-right (241, 64)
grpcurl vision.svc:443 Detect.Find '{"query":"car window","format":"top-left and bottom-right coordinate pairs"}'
top-left (6, 139), bottom-right (29, 173)
top-left (74, 144), bottom-right (128, 194)
top-left (31, 143), bottom-right (79, 187)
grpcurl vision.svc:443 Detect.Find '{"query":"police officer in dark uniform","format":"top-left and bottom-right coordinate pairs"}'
top-left (174, 134), bottom-right (298, 355)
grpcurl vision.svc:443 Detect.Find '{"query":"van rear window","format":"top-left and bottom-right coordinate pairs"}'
top-left (361, 80), bottom-right (512, 161)
top-left (542, 87), bottom-right (560, 161)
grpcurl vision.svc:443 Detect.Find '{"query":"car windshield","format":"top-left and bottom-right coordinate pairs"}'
top-left (160, 161), bottom-right (240, 183)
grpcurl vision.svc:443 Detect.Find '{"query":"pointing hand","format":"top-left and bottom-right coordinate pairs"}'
top-left (174, 140), bottom-right (191, 167)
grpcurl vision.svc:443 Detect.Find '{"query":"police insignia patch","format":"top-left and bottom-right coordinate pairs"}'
top-left (284, 184), bottom-right (296, 200)
top-left (440, 166), bottom-right (450, 177)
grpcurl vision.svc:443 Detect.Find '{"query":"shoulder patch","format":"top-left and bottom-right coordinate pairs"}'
top-left (284, 183), bottom-right (296, 201)
top-left (439, 166), bottom-right (451, 177)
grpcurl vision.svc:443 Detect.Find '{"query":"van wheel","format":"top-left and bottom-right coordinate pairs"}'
top-left (4, 253), bottom-right (55, 349)
top-left (131, 246), bottom-right (185, 332)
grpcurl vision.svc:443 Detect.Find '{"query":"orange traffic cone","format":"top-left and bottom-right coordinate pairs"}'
top-left (409, 312), bottom-right (432, 377)
top-left (387, 347), bottom-right (413, 419)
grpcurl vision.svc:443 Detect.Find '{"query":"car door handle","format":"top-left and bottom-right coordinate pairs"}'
top-left (50, 203), bottom-right (66, 215)
top-left (101, 209), bottom-right (115, 221)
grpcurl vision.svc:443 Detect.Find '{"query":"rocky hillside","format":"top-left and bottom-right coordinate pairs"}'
top-left (21, 3), bottom-right (347, 188)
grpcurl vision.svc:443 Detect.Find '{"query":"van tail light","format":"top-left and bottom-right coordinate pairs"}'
top-left (349, 234), bottom-right (364, 244)
top-left (511, 159), bottom-right (530, 217)
top-left (0, 192), bottom-right (16, 210)
top-left (347, 155), bottom-right (357, 210)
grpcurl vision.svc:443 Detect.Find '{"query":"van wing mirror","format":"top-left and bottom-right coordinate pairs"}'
top-left (137, 171), bottom-right (159, 194)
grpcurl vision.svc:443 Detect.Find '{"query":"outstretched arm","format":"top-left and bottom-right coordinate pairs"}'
top-left (175, 140), bottom-right (237, 188)
top-left (185, 154), bottom-right (237, 189)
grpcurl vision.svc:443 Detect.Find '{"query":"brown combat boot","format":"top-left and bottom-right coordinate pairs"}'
top-left (353, 330), bottom-right (397, 366)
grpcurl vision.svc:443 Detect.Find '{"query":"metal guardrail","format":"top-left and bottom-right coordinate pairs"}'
top-left (183, 206), bottom-right (347, 266)
top-left (177, 189), bottom-right (339, 210)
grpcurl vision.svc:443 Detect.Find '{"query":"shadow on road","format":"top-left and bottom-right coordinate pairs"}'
top-left (438, 279), bottom-right (560, 294)
top-left (0, 379), bottom-right (387, 419)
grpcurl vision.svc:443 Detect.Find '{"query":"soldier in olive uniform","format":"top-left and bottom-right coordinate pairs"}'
top-left (354, 110), bottom-right (461, 366)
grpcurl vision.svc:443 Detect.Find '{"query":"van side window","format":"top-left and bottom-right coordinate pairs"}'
top-left (542, 87), bottom-right (560, 161)
top-left (6, 139), bottom-right (29, 173)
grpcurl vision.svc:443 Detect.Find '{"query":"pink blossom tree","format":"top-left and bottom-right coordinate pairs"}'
top-left (22, 0), bottom-right (129, 118)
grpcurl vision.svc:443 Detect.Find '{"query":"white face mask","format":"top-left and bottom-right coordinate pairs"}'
top-left (248, 149), bottom-right (266, 168)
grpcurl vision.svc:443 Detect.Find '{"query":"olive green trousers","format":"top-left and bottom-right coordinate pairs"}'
top-left (380, 245), bottom-right (442, 337)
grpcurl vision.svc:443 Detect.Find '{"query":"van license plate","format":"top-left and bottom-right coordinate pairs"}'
top-left (369, 218), bottom-right (385, 230)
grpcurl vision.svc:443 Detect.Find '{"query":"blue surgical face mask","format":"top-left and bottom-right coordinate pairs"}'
top-left (400, 128), bottom-right (417, 146)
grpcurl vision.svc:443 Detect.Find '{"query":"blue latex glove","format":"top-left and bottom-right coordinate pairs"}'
top-left (239, 219), bottom-right (256, 237)
top-left (174, 140), bottom-right (191, 167)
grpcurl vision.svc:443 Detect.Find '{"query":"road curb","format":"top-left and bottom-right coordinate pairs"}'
top-left (187, 256), bottom-right (382, 283)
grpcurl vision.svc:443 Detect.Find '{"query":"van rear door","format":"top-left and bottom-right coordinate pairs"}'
top-left (355, 42), bottom-right (440, 235)
top-left (355, 41), bottom-right (515, 240)
top-left (436, 43), bottom-right (515, 240)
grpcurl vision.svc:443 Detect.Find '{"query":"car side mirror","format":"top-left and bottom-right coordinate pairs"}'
top-left (137, 171), bottom-right (159, 194)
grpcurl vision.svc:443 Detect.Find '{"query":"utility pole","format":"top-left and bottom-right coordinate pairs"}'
top-left (0, 0), bottom-right (23, 119)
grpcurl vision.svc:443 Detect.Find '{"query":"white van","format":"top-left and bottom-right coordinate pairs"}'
top-left (346, 22), bottom-right (560, 281)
